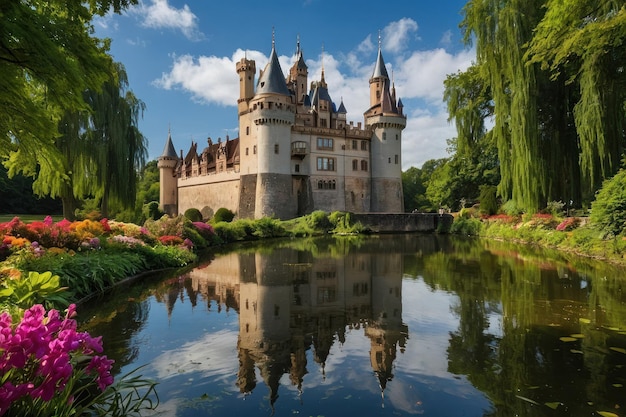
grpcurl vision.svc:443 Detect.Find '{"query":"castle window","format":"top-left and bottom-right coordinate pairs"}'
top-left (361, 141), bottom-right (367, 151)
top-left (318, 180), bottom-right (323, 189)
top-left (395, 154), bottom-right (399, 164)
top-left (383, 132), bottom-right (387, 140)
top-left (246, 147), bottom-right (249, 156)
top-left (352, 140), bottom-right (357, 149)
top-left (352, 159), bottom-right (358, 171)
top-left (317, 137), bottom-right (333, 150)
top-left (361, 160), bottom-right (368, 171)
top-left (396, 134), bottom-right (399, 140)
top-left (320, 118), bottom-right (327, 127)
top-left (274, 144), bottom-right (279, 154)
top-left (253, 145), bottom-right (257, 154)
top-left (317, 157), bottom-right (335, 171)
top-left (295, 164), bottom-right (300, 173)
top-left (246, 126), bottom-right (250, 135)
top-left (331, 180), bottom-right (336, 189)
top-left (388, 157), bottom-right (391, 163)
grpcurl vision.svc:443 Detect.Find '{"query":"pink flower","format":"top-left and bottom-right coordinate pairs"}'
top-left (87, 356), bottom-right (115, 391)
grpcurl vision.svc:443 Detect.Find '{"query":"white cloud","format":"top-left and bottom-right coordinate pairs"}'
top-left (396, 47), bottom-right (474, 103)
top-left (138, 0), bottom-right (202, 40)
top-left (440, 30), bottom-right (453, 46)
top-left (383, 18), bottom-right (419, 54)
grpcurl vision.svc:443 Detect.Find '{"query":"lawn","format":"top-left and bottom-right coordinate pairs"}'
top-left (0, 214), bottom-right (64, 223)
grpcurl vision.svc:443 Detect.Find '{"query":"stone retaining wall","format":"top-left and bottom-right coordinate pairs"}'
top-left (351, 213), bottom-right (453, 233)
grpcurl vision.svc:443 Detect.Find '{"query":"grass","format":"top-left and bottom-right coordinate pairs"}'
top-left (0, 214), bottom-right (64, 223)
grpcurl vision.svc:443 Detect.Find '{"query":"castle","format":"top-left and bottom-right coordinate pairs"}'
top-left (158, 36), bottom-right (406, 220)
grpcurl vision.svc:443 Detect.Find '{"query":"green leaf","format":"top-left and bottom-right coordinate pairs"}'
top-left (515, 395), bottom-right (539, 405)
top-left (597, 412), bottom-right (619, 417)
top-left (545, 402), bottom-right (560, 410)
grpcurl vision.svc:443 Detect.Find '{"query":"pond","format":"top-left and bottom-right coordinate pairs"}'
top-left (79, 234), bottom-right (626, 417)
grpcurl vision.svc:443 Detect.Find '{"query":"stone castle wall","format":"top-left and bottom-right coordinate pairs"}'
top-left (177, 172), bottom-right (240, 219)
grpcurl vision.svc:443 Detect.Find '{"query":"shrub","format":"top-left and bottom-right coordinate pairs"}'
top-left (545, 200), bottom-right (565, 217)
top-left (252, 218), bottom-right (286, 238)
top-left (0, 304), bottom-right (158, 417)
top-left (450, 217), bottom-right (483, 236)
top-left (183, 208), bottom-right (203, 222)
top-left (306, 210), bottom-right (332, 230)
top-left (212, 208), bottom-right (235, 223)
top-left (479, 185), bottom-right (498, 216)
top-left (590, 169), bottom-right (626, 237)
top-left (142, 201), bottom-right (163, 221)
top-left (501, 200), bottom-right (524, 216)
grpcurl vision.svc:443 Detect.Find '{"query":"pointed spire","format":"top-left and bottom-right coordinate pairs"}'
top-left (338, 97), bottom-right (347, 114)
top-left (161, 127), bottom-right (178, 158)
top-left (256, 30), bottom-right (290, 96)
top-left (320, 43), bottom-right (326, 84)
top-left (372, 31), bottom-right (389, 79)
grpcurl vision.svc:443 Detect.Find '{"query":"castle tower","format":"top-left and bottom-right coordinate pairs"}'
top-left (157, 129), bottom-right (179, 216)
top-left (237, 56), bottom-right (256, 115)
top-left (249, 36), bottom-right (296, 219)
top-left (288, 37), bottom-right (308, 106)
top-left (364, 38), bottom-right (406, 213)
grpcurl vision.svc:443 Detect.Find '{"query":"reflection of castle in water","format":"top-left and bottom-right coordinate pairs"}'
top-left (170, 246), bottom-right (408, 406)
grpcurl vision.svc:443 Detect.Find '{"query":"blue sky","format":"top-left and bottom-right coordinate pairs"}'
top-left (95, 0), bottom-right (475, 170)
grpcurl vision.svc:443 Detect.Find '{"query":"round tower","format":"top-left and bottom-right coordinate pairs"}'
top-left (237, 56), bottom-right (256, 115)
top-left (249, 38), bottom-right (296, 219)
top-left (364, 43), bottom-right (406, 213)
top-left (158, 130), bottom-right (179, 216)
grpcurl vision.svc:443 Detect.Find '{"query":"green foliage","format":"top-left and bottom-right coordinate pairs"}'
top-left (142, 201), bottom-right (163, 222)
top-left (183, 208), bottom-right (203, 222)
top-left (212, 221), bottom-right (249, 243)
top-left (450, 217), bottom-right (483, 236)
top-left (212, 208), bottom-right (235, 223)
top-left (0, 271), bottom-right (71, 311)
top-left (86, 367), bottom-right (159, 417)
top-left (590, 169), bottom-right (626, 237)
top-left (501, 200), bottom-right (524, 216)
top-left (328, 212), bottom-right (364, 234)
top-left (544, 201), bottom-right (565, 217)
top-left (306, 210), bottom-right (332, 230)
top-left (0, 164), bottom-right (62, 215)
top-left (479, 185), bottom-right (498, 215)
top-left (252, 218), bottom-right (286, 238)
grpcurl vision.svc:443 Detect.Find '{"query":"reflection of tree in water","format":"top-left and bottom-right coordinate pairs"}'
top-left (419, 238), bottom-right (626, 417)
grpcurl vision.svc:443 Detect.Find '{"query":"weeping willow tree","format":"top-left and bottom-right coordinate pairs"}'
top-left (526, 0), bottom-right (626, 202)
top-left (84, 63), bottom-right (147, 217)
top-left (33, 63), bottom-right (147, 219)
top-left (444, 65), bottom-right (494, 157)
top-left (461, 0), bottom-right (547, 212)
top-left (459, 0), bottom-right (626, 212)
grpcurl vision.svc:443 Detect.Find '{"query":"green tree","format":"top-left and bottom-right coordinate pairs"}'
top-left (460, 0), bottom-right (626, 213)
top-left (85, 63), bottom-right (147, 218)
top-left (1, 0), bottom-right (138, 216)
top-left (526, 0), bottom-right (626, 201)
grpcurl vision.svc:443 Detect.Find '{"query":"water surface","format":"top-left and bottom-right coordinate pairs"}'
top-left (80, 235), bottom-right (626, 416)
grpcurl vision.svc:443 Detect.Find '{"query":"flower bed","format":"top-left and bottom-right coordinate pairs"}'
top-left (0, 215), bottom-right (216, 415)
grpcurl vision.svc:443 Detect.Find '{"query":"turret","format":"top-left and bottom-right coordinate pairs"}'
top-left (288, 37), bottom-right (309, 106)
top-left (364, 36), bottom-right (406, 213)
top-left (237, 56), bottom-right (256, 115)
top-left (158, 129), bottom-right (179, 216)
top-left (249, 35), bottom-right (296, 219)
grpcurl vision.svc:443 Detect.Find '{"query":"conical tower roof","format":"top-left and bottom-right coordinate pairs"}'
top-left (372, 47), bottom-right (389, 79)
top-left (256, 41), bottom-right (290, 96)
top-left (161, 130), bottom-right (178, 158)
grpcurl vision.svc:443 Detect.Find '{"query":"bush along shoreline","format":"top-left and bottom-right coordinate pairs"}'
top-left (450, 210), bottom-right (626, 265)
